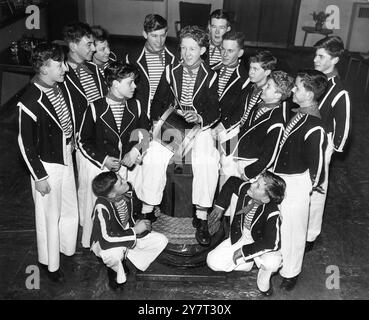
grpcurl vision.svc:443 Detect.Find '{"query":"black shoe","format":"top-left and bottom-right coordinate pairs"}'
top-left (107, 268), bottom-right (125, 291)
top-left (195, 220), bottom-right (211, 246)
top-left (280, 276), bottom-right (299, 291)
top-left (137, 211), bottom-right (157, 223)
top-left (192, 216), bottom-right (200, 228)
top-left (38, 263), bottom-right (65, 283)
top-left (259, 285), bottom-right (273, 297)
top-left (305, 241), bottom-right (315, 253)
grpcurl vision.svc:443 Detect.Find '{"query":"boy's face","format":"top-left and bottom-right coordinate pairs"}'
top-left (247, 175), bottom-right (270, 204)
top-left (143, 28), bottom-right (167, 52)
top-left (72, 35), bottom-right (96, 62)
top-left (94, 40), bottom-right (111, 64)
top-left (249, 62), bottom-right (270, 86)
top-left (42, 59), bottom-right (68, 83)
top-left (292, 76), bottom-right (311, 105)
top-left (180, 37), bottom-right (206, 66)
top-left (221, 39), bottom-right (243, 66)
top-left (110, 174), bottom-right (130, 198)
top-left (261, 78), bottom-right (281, 103)
top-left (209, 18), bottom-right (230, 46)
top-left (314, 48), bottom-right (338, 74)
top-left (113, 74), bottom-right (137, 99)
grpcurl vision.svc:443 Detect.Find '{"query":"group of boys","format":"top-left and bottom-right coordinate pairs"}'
top-left (18, 9), bottom-right (351, 296)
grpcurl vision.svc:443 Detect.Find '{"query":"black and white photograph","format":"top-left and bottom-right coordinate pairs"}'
top-left (0, 0), bottom-right (367, 304)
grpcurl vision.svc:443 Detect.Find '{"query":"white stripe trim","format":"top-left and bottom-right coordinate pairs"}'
top-left (333, 90), bottom-right (350, 152)
top-left (18, 102), bottom-right (36, 122)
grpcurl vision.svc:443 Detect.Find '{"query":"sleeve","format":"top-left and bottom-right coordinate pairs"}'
top-left (199, 71), bottom-right (221, 128)
top-left (241, 211), bottom-right (281, 261)
top-left (78, 103), bottom-right (106, 169)
top-left (243, 122), bottom-right (284, 179)
top-left (150, 67), bottom-right (174, 121)
top-left (94, 204), bottom-right (136, 249)
top-left (17, 102), bottom-right (48, 181)
top-left (215, 176), bottom-right (245, 210)
top-left (304, 125), bottom-right (326, 188)
top-left (331, 90), bottom-right (351, 152)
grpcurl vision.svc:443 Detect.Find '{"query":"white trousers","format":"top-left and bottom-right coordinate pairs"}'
top-left (135, 129), bottom-right (220, 208)
top-left (308, 134), bottom-right (334, 242)
top-left (207, 232), bottom-right (282, 292)
top-left (277, 171), bottom-right (311, 278)
top-left (77, 150), bottom-right (140, 248)
top-left (31, 144), bottom-right (79, 272)
top-left (91, 231), bottom-right (168, 283)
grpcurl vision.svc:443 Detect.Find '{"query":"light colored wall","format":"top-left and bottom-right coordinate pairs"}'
top-left (84, 0), bottom-right (223, 37)
top-left (295, 0), bottom-right (367, 47)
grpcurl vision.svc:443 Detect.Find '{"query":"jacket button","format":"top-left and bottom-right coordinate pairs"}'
top-left (103, 140), bottom-right (107, 144)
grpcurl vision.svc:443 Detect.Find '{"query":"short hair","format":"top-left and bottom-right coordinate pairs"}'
top-left (104, 61), bottom-right (139, 87)
top-left (269, 71), bottom-right (294, 101)
top-left (180, 25), bottom-right (209, 48)
top-left (249, 50), bottom-right (277, 71)
top-left (144, 14), bottom-right (167, 33)
top-left (92, 171), bottom-right (118, 198)
top-left (63, 22), bottom-right (92, 44)
top-left (222, 30), bottom-right (245, 50)
top-left (314, 36), bottom-right (344, 59)
top-left (91, 25), bottom-right (109, 42)
top-left (296, 69), bottom-right (329, 101)
top-left (261, 171), bottom-right (286, 205)
top-left (209, 9), bottom-right (231, 26)
top-left (31, 42), bottom-right (66, 73)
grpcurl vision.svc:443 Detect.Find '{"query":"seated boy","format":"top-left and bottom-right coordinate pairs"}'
top-left (206, 171), bottom-right (286, 296)
top-left (91, 171), bottom-right (168, 290)
top-left (221, 70), bottom-right (294, 183)
top-left (78, 61), bottom-right (150, 248)
top-left (134, 25), bottom-right (220, 246)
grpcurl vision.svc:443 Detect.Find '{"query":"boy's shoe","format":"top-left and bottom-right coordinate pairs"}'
top-left (195, 220), bottom-right (211, 246)
top-left (38, 263), bottom-right (65, 283)
top-left (280, 275), bottom-right (299, 291)
top-left (107, 268), bottom-right (125, 291)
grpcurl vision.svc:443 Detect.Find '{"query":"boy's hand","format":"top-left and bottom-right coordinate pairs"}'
top-left (133, 219), bottom-right (151, 235)
top-left (183, 111), bottom-right (200, 123)
top-left (35, 179), bottom-right (51, 196)
top-left (104, 156), bottom-right (121, 172)
top-left (121, 148), bottom-right (140, 168)
top-left (209, 206), bottom-right (224, 222)
top-left (233, 248), bottom-right (243, 265)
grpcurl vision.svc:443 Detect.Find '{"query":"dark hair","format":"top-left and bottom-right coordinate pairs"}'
top-left (261, 171), bottom-right (286, 205)
top-left (222, 30), bottom-right (245, 50)
top-left (296, 69), bottom-right (329, 101)
top-left (249, 50), bottom-right (277, 71)
top-left (269, 71), bottom-right (294, 101)
top-left (92, 171), bottom-right (118, 198)
top-left (209, 9), bottom-right (231, 25)
top-left (144, 14), bottom-right (167, 33)
top-left (91, 25), bottom-right (109, 42)
top-left (180, 25), bottom-right (209, 48)
top-left (31, 42), bottom-right (66, 73)
top-left (63, 22), bottom-right (92, 44)
top-left (314, 36), bottom-right (344, 59)
top-left (104, 61), bottom-right (139, 87)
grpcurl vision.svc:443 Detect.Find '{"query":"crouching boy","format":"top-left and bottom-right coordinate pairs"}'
top-left (90, 171), bottom-right (168, 290)
top-left (206, 171), bottom-right (286, 296)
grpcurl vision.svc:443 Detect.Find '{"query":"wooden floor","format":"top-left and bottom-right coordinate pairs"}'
top-left (0, 44), bottom-right (368, 300)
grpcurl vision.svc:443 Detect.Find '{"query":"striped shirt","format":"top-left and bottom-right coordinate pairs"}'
top-left (179, 67), bottom-right (198, 112)
top-left (145, 49), bottom-right (166, 101)
top-left (243, 200), bottom-right (259, 231)
top-left (279, 112), bottom-right (304, 147)
top-left (209, 44), bottom-right (222, 66)
top-left (110, 103), bottom-right (125, 132)
top-left (240, 86), bottom-right (263, 126)
top-left (115, 199), bottom-right (129, 229)
top-left (44, 87), bottom-right (73, 138)
top-left (77, 66), bottom-right (101, 104)
top-left (218, 66), bottom-right (236, 97)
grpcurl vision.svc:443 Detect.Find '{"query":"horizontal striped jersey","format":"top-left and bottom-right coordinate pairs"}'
top-left (145, 49), bottom-right (166, 102)
top-left (179, 67), bottom-right (198, 112)
top-left (218, 66), bottom-right (236, 97)
top-left (77, 66), bottom-right (101, 104)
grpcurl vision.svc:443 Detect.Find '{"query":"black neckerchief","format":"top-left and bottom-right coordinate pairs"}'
top-left (106, 91), bottom-right (126, 105)
top-left (145, 43), bottom-right (165, 65)
top-left (33, 76), bottom-right (61, 96)
top-left (210, 42), bottom-right (222, 57)
top-left (325, 68), bottom-right (339, 79)
top-left (181, 59), bottom-right (202, 77)
top-left (67, 55), bottom-right (93, 76)
top-left (219, 61), bottom-right (239, 78)
top-left (292, 103), bottom-right (321, 118)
